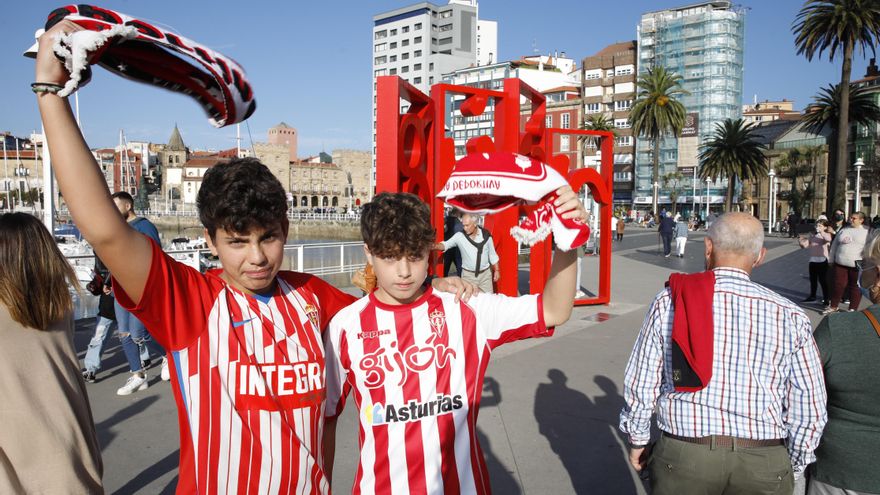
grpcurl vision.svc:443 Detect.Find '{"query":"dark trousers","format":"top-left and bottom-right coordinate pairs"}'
top-left (830, 263), bottom-right (862, 309)
top-left (444, 247), bottom-right (462, 276)
top-left (616, 232), bottom-right (623, 241)
top-left (808, 261), bottom-right (830, 303)
top-left (649, 434), bottom-right (794, 495)
top-left (661, 233), bottom-right (673, 255)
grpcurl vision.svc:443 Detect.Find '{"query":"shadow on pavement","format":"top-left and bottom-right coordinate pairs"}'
top-left (534, 370), bottom-right (636, 495)
top-left (111, 449), bottom-right (179, 495)
top-left (96, 395), bottom-right (160, 451)
top-left (480, 377), bottom-right (522, 494)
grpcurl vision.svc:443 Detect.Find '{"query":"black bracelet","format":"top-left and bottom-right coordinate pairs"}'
top-left (31, 82), bottom-right (64, 94)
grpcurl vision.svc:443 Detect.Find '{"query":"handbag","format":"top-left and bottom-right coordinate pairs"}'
top-left (86, 271), bottom-right (104, 296)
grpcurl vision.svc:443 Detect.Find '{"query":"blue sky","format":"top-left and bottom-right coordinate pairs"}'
top-left (1, 0), bottom-right (873, 156)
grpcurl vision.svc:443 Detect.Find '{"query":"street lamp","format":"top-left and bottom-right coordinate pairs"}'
top-left (653, 181), bottom-right (659, 214)
top-left (705, 178), bottom-right (711, 218)
top-left (767, 169), bottom-right (776, 233)
top-left (855, 156), bottom-right (864, 215)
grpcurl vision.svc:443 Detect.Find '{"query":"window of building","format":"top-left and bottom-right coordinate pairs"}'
top-left (432, 37), bottom-right (438, 44)
top-left (585, 102), bottom-right (601, 114)
top-left (414, 50), bottom-right (422, 57)
top-left (546, 115), bottom-right (553, 127)
top-left (374, 56), bottom-right (386, 65)
top-left (439, 37), bottom-right (452, 45)
top-left (390, 42), bottom-right (397, 49)
top-left (615, 135), bottom-right (633, 146)
top-left (414, 63), bottom-right (422, 70)
top-left (615, 66), bottom-right (634, 76)
top-left (402, 52), bottom-right (409, 60)
top-left (585, 71), bottom-right (601, 80)
top-left (390, 55), bottom-right (397, 62)
top-left (414, 23), bottom-right (422, 30)
top-left (402, 66), bottom-right (409, 73)
top-left (606, 69), bottom-right (614, 78)
top-left (375, 30), bottom-right (387, 40)
top-left (390, 29), bottom-right (397, 36)
top-left (614, 119), bottom-right (631, 128)
top-left (429, 62), bottom-right (434, 71)
top-left (374, 68), bottom-right (387, 77)
top-left (439, 23), bottom-right (453, 32)
top-left (389, 68), bottom-right (397, 75)
top-left (440, 10), bottom-right (452, 18)
top-left (375, 43), bottom-right (386, 52)
top-left (402, 26), bottom-right (410, 33)
top-left (402, 39), bottom-right (410, 47)
top-left (414, 36), bottom-right (422, 44)
top-left (414, 77), bottom-right (422, 84)
top-left (614, 99), bottom-right (633, 111)
top-left (429, 76), bottom-right (434, 84)
top-left (562, 113), bottom-right (571, 129)
top-left (560, 135), bottom-right (570, 152)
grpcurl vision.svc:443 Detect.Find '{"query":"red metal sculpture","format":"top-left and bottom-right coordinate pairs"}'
top-left (375, 76), bottom-right (613, 305)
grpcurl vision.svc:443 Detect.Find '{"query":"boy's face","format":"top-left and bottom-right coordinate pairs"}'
top-left (206, 221), bottom-right (288, 296)
top-left (365, 246), bottom-right (430, 305)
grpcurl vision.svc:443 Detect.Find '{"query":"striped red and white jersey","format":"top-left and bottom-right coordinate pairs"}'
top-left (324, 288), bottom-right (550, 495)
top-left (115, 242), bottom-right (355, 494)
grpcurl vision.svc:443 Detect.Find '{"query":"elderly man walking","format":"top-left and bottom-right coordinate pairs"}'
top-left (435, 212), bottom-right (499, 293)
top-left (619, 212), bottom-right (827, 494)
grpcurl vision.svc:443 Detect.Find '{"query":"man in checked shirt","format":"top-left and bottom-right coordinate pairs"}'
top-left (620, 212), bottom-right (827, 494)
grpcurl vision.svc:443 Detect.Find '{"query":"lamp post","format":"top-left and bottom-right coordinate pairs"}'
top-left (653, 181), bottom-right (659, 215)
top-left (767, 169), bottom-right (776, 233)
top-left (705, 178), bottom-right (711, 218)
top-left (855, 156), bottom-right (864, 215)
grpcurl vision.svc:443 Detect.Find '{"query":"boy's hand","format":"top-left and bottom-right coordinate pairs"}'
top-left (35, 20), bottom-right (82, 86)
top-left (553, 185), bottom-right (588, 224)
top-left (431, 276), bottom-right (480, 303)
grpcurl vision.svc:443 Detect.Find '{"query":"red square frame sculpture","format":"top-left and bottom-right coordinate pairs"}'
top-left (375, 76), bottom-right (613, 306)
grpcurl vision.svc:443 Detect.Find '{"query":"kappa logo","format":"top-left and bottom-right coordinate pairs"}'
top-left (357, 329), bottom-right (391, 340)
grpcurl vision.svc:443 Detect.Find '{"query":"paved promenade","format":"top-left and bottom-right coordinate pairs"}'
top-left (74, 228), bottom-right (830, 494)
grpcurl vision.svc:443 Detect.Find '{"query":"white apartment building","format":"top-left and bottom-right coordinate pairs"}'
top-left (443, 54), bottom-right (579, 157)
top-left (371, 0), bottom-right (497, 187)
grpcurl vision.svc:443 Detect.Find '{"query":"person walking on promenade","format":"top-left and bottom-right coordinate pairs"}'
top-left (443, 208), bottom-right (464, 276)
top-left (799, 219), bottom-right (833, 307)
top-left (809, 235), bottom-right (880, 495)
top-left (674, 215), bottom-right (689, 257)
top-left (658, 211), bottom-right (676, 257)
top-left (824, 212), bottom-right (869, 315)
top-left (81, 255), bottom-right (116, 382)
top-left (619, 212), bottom-right (827, 494)
top-left (435, 212), bottom-right (499, 293)
top-left (611, 214), bottom-right (619, 241)
top-left (616, 214), bottom-right (625, 242)
top-left (0, 213), bottom-right (103, 494)
top-left (109, 191), bottom-right (170, 395)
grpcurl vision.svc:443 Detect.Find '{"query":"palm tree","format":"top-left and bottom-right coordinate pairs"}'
top-left (578, 113), bottom-right (615, 163)
top-left (661, 171), bottom-right (685, 215)
top-left (630, 66), bottom-right (689, 215)
top-left (699, 118), bottom-right (769, 212)
top-left (793, 0), bottom-right (880, 211)
top-left (802, 83), bottom-right (880, 211)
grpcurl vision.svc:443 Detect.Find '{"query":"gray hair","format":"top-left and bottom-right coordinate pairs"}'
top-left (707, 212), bottom-right (764, 259)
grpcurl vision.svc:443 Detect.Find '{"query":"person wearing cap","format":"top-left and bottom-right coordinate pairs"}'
top-left (435, 213), bottom-right (499, 293)
top-left (620, 212), bottom-right (827, 494)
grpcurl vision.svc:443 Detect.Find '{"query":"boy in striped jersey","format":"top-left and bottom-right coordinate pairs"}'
top-left (33, 20), bottom-right (475, 494)
top-left (323, 191), bottom-right (586, 494)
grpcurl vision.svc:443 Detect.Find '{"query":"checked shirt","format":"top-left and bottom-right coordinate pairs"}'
top-left (619, 267), bottom-right (827, 475)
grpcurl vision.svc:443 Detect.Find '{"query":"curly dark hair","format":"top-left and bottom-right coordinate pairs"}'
top-left (198, 158), bottom-right (288, 237)
top-left (361, 192), bottom-right (435, 258)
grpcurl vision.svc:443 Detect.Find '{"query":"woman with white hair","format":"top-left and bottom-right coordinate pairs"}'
top-left (824, 212), bottom-right (869, 314)
top-left (809, 233), bottom-right (880, 494)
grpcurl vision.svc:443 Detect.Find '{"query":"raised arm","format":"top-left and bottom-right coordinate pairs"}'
top-left (35, 21), bottom-right (153, 303)
top-left (542, 185), bottom-right (587, 326)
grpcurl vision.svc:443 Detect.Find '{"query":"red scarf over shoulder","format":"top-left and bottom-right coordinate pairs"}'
top-left (666, 271), bottom-right (715, 392)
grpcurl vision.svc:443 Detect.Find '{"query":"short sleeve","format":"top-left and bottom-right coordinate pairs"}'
top-left (323, 318), bottom-right (351, 418)
top-left (468, 293), bottom-right (551, 349)
top-left (112, 239), bottom-right (215, 351)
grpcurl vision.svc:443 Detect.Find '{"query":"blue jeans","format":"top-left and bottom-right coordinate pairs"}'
top-left (115, 300), bottom-right (165, 373)
top-left (83, 316), bottom-right (117, 373)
